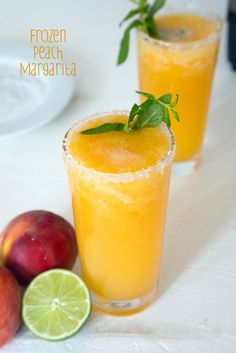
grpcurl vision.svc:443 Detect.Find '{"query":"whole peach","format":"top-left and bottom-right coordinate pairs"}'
top-left (1, 210), bottom-right (78, 285)
top-left (0, 267), bottom-right (21, 347)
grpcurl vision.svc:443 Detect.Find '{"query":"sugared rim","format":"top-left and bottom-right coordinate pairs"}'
top-left (62, 110), bottom-right (176, 183)
top-left (137, 1), bottom-right (223, 50)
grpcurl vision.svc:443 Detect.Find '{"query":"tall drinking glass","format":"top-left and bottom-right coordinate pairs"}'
top-left (63, 111), bottom-right (175, 315)
top-left (137, 2), bottom-right (222, 174)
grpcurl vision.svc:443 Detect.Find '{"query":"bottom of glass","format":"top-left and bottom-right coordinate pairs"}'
top-left (173, 155), bottom-right (201, 176)
top-left (91, 286), bottom-right (159, 316)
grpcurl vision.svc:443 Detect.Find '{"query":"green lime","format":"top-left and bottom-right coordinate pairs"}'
top-left (22, 269), bottom-right (91, 341)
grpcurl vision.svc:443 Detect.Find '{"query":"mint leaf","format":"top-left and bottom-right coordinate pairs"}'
top-left (139, 103), bottom-right (163, 127)
top-left (163, 106), bottom-right (170, 127)
top-left (145, 16), bottom-right (159, 37)
top-left (171, 109), bottom-right (180, 122)
top-left (117, 19), bottom-right (142, 65)
top-left (138, 0), bottom-right (148, 6)
top-left (159, 93), bottom-right (172, 104)
top-left (169, 94), bottom-right (179, 108)
top-left (118, 0), bottom-right (167, 64)
top-left (80, 90), bottom-right (180, 135)
top-left (120, 6), bottom-right (148, 26)
top-left (140, 97), bottom-right (155, 110)
top-left (136, 90), bottom-right (155, 99)
top-left (128, 103), bottom-right (140, 126)
top-left (148, 0), bottom-right (166, 17)
top-left (80, 123), bottom-right (125, 135)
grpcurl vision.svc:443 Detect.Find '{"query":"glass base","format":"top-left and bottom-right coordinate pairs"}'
top-left (173, 156), bottom-right (201, 176)
top-left (91, 286), bottom-right (159, 316)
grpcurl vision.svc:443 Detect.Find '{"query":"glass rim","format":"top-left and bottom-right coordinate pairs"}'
top-left (136, 1), bottom-right (223, 50)
top-left (63, 110), bottom-right (176, 183)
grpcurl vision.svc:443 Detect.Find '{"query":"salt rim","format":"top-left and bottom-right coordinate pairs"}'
top-left (136, 1), bottom-right (222, 51)
top-left (62, 110), bottom-right (176, 183)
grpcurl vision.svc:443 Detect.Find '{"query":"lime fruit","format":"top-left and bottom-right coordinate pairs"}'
top-left (22, 269), bottom-right (91, 341)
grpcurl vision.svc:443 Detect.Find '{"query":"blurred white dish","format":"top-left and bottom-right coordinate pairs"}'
top-left (0, 44), bottom-right (75, 139)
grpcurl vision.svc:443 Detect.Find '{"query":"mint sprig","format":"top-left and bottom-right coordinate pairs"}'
top-left (80, 91), bottom-right (179, 135)
top-left (117, 0), bottom-right (166, 65)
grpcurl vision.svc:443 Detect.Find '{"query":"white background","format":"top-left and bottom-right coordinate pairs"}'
top-left (0, 1), bottom-right (236, 352)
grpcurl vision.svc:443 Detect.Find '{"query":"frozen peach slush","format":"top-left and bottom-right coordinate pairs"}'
top-left (137, 12), bottom-right (221, 162)
top-left (63, 113), bottom-right (175, 313)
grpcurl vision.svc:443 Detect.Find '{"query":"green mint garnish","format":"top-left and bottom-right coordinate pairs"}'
top-left (117, 0), bottom-right (166, 65)
top-left (80, 91), bottom-right (179, 135)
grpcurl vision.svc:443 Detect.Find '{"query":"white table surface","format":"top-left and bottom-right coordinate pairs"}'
top-left (0, 0), bottom-right (236, 352)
